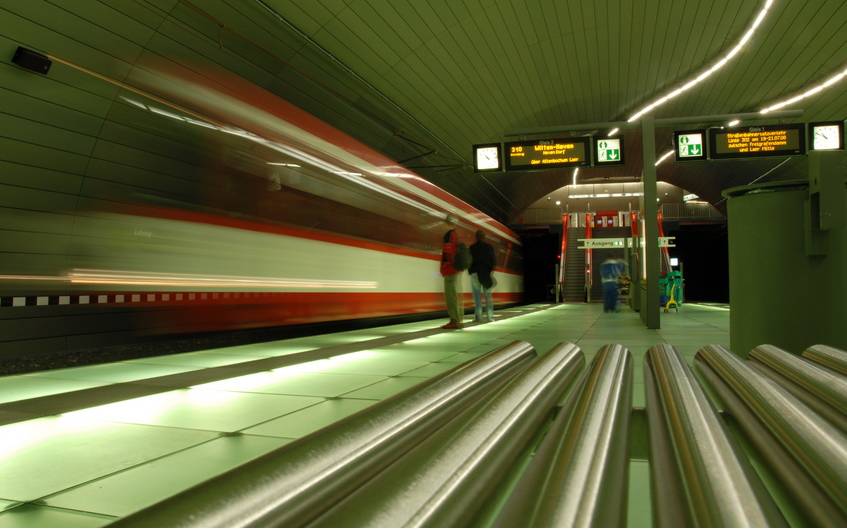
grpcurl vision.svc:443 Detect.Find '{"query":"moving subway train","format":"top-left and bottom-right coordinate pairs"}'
top-left (0, 61), bottom-right (522, 357)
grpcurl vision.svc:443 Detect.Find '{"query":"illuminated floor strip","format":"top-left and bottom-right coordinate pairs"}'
top-left (0, 306), bottom-right (553, 425)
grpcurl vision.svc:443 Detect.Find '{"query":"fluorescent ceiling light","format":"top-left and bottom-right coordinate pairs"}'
top-left (555, 200), bottom-right (561, 206)
top-left (627, 0), bottom-right (774, 123)
top-left (120, 96), bottom-right (147, 110)
top-left (727, 119), bottom-right (740, 127)
top-left (760, 64), bottom-right (847, 114)
top-left (572, 167), bottom-right (579, 186)
top-left (654, 150), bottom-right (674, 166)
top-left (267, 162), bottom-right (301, 167)
top-left (569, 192), bottom-right (643, 199)
top-left (607, 128), bottom-right (619, 137)
top-left (149, 105), bottom-right (185, 121)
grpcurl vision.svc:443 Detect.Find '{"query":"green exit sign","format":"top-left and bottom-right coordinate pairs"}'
top-left (594, 137), bottom-right (624, 165)
top-left (674, 130), bottom-right (707, 161)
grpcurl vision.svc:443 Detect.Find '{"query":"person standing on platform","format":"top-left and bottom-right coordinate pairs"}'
top-left (469, 230), bottom-right (496, 322)
top-left (440, 216), bottom-right (466, 329)
top-left (600, 257), bottom-right (627, 313)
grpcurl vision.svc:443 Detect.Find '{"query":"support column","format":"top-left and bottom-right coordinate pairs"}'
top-left (641, 117), bottom-right (660, 329)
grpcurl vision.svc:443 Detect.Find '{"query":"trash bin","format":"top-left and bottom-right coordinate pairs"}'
top-left (724, 180), bottom-right (847, 354)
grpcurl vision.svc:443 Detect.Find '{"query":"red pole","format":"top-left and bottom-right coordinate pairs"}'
top-left (657, 209), bottom-right (671, 275)
top-left (585, 212), bottom-right (593, 293)
top-left (559, 213), bottom-right (569, 286)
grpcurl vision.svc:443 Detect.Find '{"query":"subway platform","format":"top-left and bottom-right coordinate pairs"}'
top-left (0, 303), bottom-right (729, 527)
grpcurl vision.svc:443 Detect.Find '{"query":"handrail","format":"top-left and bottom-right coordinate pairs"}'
top-left (695, 345), bottom-right (847, 521)
top-left (646, 344), bottom-right (782, 526)
top-left (803, 344), bottom-right (847, 376)
top-left (749, 344), bottom-right (847, 431)
top-left (113, 341), bottom-right (536, 527)
top-left (311, 342), bottom-right (586, 527)
top-left (496, 344), bottom-right (632, 527)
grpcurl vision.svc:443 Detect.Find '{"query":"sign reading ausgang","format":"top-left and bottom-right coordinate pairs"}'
top-left (578, 237), bottom-right (675, 249)
top-left (505, 137), bottom-right (591, 170)
top-left (674, 130), bottom-right (706, 161)
top-left (594, 137), bottom-right (624, 165)
top-left (710, 124), bottom-right (805, 159)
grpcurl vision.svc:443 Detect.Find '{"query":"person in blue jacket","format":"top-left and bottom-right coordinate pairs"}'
top-left (469, 230), bottom-right (496, 322)
top-left (600, 258), bottom-right (626, 313)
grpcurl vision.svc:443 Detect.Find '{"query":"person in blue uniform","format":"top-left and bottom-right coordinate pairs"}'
top-left (469, 230), bottom-right (496, 322)
top-left (600, 258), bottom-right (626, 313)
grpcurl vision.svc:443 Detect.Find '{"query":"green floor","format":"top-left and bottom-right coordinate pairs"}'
top-left (0, 303), bottom-right (729, 527)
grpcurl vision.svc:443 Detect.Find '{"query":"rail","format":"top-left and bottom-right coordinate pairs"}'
top-left (695, 344), bottom-right (847, 526)
top-left (749, 344), bottom-right (847, 431)
top-left (645, 344), bottom-right (781, 526)
top-left (312, 342), bottom-right (585, 527)
top-left (496, 344), bottom-right (632, 527)
top-left (803, 344), bottom-right (847, 376)
top-left (113, 341), bottom-right (536, 527)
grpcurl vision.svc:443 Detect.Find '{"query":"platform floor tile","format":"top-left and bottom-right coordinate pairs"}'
top-left (27, 362), bottom-right (196, 384)
top-left (206, 344), bottom-right (315, 358)
top-left (0, 505), bottom-right (115, 528)
top-left (193, 371), bottom-right (385, 398)
top-left (340, 376), bottom-right (429, 400)
top-left (627, 461), bottom-right (652, 528)
top-left (67, 390), bottom-right (323, 432)
top-left (243, 398), bottom-right (377, 438)
top-left (311, 352), bottom-right (431, 377)
top-left (0, 377), bottom-right (107, 405)
top-left (361, 345), bottom-right (458, 363)
top-left (122, 351), bottom-right (277, 368)
top-left (45, 435), bottom-right (291, 517)
top-left (438, 352), bottom-right (485, 364)
top-left (398, 362), bottom-right (458, 378)
top-left (0, 419), bottom-right (217, 500)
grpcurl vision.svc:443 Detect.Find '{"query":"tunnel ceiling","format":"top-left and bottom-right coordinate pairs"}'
top-left (241, 1), bottom-right (846, 222)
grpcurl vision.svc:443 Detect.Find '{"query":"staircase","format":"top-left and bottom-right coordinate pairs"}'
top-left (562, 228), bottom-right (585, 302)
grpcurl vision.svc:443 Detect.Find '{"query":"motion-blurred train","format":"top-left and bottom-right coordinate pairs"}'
top-left (0, 63), bottom-right (522, 346)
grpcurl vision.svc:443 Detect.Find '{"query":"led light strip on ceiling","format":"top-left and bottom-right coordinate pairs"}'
top-left (627, 0), bottom-right (774, 122)
top-left (655, 150), bottom-right (674, 166)
top-left (759, 63), bottom-right (847, 113)
top-left (568, 192), bottom-right (644, 199)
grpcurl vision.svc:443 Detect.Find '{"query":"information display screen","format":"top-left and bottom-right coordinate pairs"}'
top-left (710, 124), bottom-right (805, 159)
top-left (505, 137), bottom-right (590, 170)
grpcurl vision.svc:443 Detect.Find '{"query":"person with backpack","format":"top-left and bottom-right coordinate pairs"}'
top-left (440, 218), bottom-right (470, 329)
top-left (469, 230), bottom-right (496, 322)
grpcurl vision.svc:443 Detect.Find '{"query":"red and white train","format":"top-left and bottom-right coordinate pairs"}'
top-left (1, 64), bottom-right (523, 340)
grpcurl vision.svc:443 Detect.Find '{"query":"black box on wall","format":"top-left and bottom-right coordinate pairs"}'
top-left (12, 46), bottom-right (51, 74)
